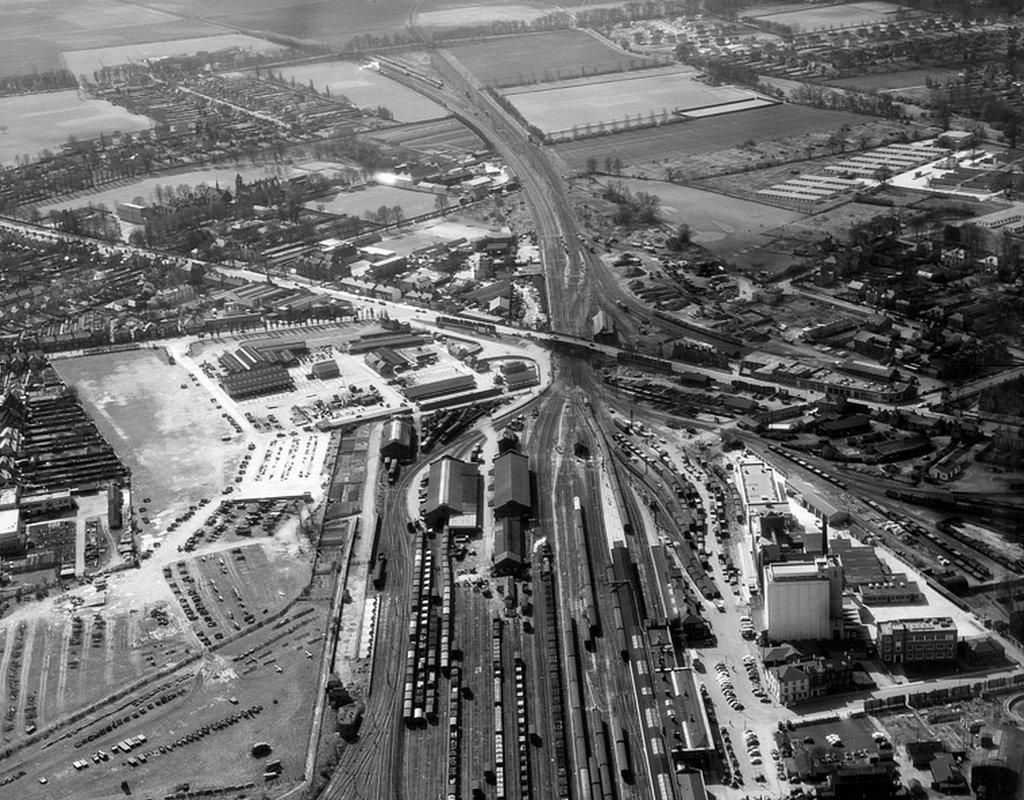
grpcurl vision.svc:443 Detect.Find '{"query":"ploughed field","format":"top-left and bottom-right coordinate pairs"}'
top-left (0, 0), bottom-right (224, 75)
top-left (446, 29), bottom-right (661, 88)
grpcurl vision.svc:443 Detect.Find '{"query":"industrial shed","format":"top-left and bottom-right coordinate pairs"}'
top-left (493, 517), bottom-right (525, 574)
top-left (381, 418), bottom-right (415, 461)
top-left (221, 364), bottom-right (294, 400)
top-left (424, 456), bottom-right (481, 528)
top-left (492, 451), bottom-right (532, 519)
top-left (973, 726), bottom-right (1024, 799)
top-left (404, 375), bottom-right (476, 402)
top-left (310, 359), bottom-right (340, 380)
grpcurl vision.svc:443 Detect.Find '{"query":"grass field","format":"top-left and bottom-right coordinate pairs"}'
top-left (0, 91), bottom-right (152, 164)
top-left (744, 0), bottom-right (904, 31)
top-left (554, 104), bottom-right (872, 170)
top-left (0, 0), bottom-right (224, 76)
top-left (826, 67), bottom-right (962, 92)
top-left (605, 178), bottom-right (803, 243)
top-left (40, 164), bottom-right (298, 215)
top-left (312, 184), bottom-right (441, 219)
top-left (64, 34), bottom-right (285, 81)
top-left (54, 350), bottom-right (246, 534)
top-left (504, 66), bottom-right (763, 133)
top-left (447, 29), bottom-right (657, 87)
top-left (273, 60), bottom-right (446, 122)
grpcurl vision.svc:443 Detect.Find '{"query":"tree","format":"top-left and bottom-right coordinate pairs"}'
top-left (666, 223), bottom-right (691, 251)
top-left (585, 156), bottom-right (598, 175)
top-left (391, 205), bottom-right (403, 226)
top-left (874, 165), bottom-right (894, 187)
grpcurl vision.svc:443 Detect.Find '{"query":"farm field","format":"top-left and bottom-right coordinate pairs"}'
top-left (53, 350), bottom-right (246, 535)
top-left (743, 0), bottom-right (905, 31)
top-left (312, 184), bottom-right (441, 220)
top-left (64, 34), bottom-right (285, 80)
top-left (0, 0), bottom-right (225, 76)
top-left (123, 0), bottom-right (549, 49)
top-left (553, 104), bottom-right (872, 171)
top-left (0, 91), bottom-right (151, 165)
top-left (365, 117), bottom-right (484, 154)
top-left (446, 29), bottom-right (658, 88)
top-left (272, 61), bottom-right (446, 122)
top-left (826, 67), bottom-right (962, 92)
top-left (503, 66), bottom-right (766, 134)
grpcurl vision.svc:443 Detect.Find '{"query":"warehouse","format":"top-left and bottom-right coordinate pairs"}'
top-left (424, 455), bottom-right (481, 529)
top-left (403, 375), bottom-right (476, 403)
top-left (492, 451), bottom-right (533, 519)
top-left (493, 516), bottom-right (525, 574)
top-left (381, 418), bottom-right (415, 461)
top-left (348, 332), bottom-right (430, 354)
top-left (310, 359), bottom-right (340, 380)
top-left (221, 363), bottom-right (295, 400)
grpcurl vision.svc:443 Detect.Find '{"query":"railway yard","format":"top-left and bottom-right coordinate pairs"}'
top-left (2, 1), bottom-right (1024, 799)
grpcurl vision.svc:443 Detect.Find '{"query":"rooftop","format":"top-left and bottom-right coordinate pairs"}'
top-left (739, 461), bottom-right (785, 507)
top-left (766, 561), bottom-right (829, 582)
top-left (878, 617), bottom-right (955, 634)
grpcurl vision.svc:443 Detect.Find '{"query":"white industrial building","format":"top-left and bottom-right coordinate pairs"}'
top-left (764, 559), bottom-right (842, 642)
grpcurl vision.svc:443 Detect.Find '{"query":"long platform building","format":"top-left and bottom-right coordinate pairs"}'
top-left (424, 455), bottom-right (481, 533)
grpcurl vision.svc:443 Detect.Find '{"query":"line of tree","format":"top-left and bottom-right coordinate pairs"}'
top-left (0, 69), bottom-right (77, 97)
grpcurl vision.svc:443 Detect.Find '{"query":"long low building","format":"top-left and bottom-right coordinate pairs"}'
top-left (493, 517), bottom-right (525, 573)
top-left (403, 374), bottom-right (476, 402)
top-left (220, 363), bottom-right (295, 400)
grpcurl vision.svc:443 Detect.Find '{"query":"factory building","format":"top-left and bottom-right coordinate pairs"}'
top-left (492, 451), bottom-right (533, 519)
top-left (381, 418), bottom-right (415, 461)
top-left (424, 456), bottom-right (481, 531)
top-left (877, 617), bottom-right (958, 664)
top-left (764, 558), bottom-right (842, 642)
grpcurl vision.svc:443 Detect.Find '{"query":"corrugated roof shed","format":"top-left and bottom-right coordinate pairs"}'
top-left (425, 456), bottom-right (480, 525)
top-left (493, 451), bottom-right (532, 518)
top-left (493, 517), bottom-right (525, 572)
